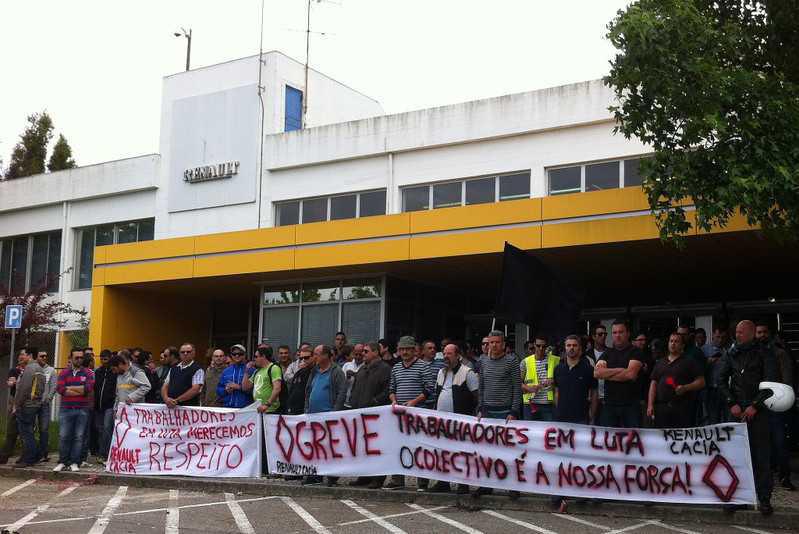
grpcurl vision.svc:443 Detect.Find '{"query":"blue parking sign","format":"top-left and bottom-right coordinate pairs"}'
top-left (4, 305), bottom-right (23, 329)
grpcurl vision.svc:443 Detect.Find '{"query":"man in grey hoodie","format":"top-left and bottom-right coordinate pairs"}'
top-left (13, 350), bottom-right (46, 467)
top-left (35, 351), bottom-right (58, 462)
top-left (109, 354), bottom-right (151, 408)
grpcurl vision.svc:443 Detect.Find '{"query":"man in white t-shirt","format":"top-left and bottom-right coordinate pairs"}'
top-left (432, 343), bottom-right (478, 493)
top-left (341, 343), bottom-right (364, 408)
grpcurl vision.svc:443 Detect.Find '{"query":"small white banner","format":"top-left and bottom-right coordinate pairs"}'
top-left (107, 403), bottom-right (261, 477)
top-left (264, 405), bottom-right (756, 505)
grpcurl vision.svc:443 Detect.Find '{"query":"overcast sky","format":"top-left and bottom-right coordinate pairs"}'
top-left (0, 0), bottom-right (630, 168)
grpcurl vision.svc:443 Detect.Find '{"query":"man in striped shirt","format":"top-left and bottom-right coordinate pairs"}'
top-left (386, 335), bottom-right (433, 490)
top-left (475, 330), bottom-right (521, 499)
top-left (53, 348), bottom-right (95, 472)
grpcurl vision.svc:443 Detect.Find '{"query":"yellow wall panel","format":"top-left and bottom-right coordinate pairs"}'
top-left (194, 249), bottom-right (295, 278)
top-left (542, 215), bottom-right (660, 248)
top-left (295, 238), bottom-right (410, 269)
top-left (295, 214), bottom-right (410, 245)
top-left (410, 226), bottom-right (541, 260)
top-left (93, 246), bottom-right (107, 266)
top-left (194, 226), bottom-right (296, 255)
top-left (89, 285), bottom-right (211, 358)
top-left (102, 258), bottom-right (195, 285)
top-left (698, 211), bottom-right (758, 235)
top-left (102, 236), bottom-right (196, 264)
top-left (409, 198), bottom-right (541, 234)
top-left (91, 264), bottom-right (106, 287)
top-left (542, 187), bottom-right (650, 220)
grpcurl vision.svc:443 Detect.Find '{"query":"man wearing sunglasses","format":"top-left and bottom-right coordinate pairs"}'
top-left (520, 335), bottom-right (560, 421)
top-left (161, 343), bottom-right (204, 408)
top-left (217, 345), bottom-right (253, 409)
top-left (587, 325), bottom-right (608, 419)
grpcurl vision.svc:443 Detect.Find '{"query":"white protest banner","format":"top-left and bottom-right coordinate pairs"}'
top-left (264, 405), bottom-right (756, 505)
top-left (107, 403), bottom-right (261, 477)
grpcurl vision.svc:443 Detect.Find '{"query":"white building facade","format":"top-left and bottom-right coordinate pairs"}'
top-left (3, 51), bottom-right (788, 364)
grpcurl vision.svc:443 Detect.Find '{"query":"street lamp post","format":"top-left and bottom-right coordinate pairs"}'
top-left (174, 27), bottom-right (192, 71)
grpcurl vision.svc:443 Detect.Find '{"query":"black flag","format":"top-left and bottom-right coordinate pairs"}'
top-left (494, 242), bottom-right (581, 342)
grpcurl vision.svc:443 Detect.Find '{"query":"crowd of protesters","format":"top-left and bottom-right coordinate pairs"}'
top-left (2, 320), bottom-right (793, 515)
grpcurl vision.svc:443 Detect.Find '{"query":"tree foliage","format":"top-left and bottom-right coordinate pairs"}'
top-left (47, 134), bottom-right (77, 172)
top-left (5, 112), bottom-right (54, 179)
top-left (0, 271), bottom-right (87, 358)
top-left (606, 0), bottom-right (799, 243)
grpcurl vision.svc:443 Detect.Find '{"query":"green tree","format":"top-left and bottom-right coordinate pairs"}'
top-left (5, 112), bottom-right (54, 179)
top-left (606, 0), bottom-right (799, 243)
top-left (47, 134), bottom-right (76, 171)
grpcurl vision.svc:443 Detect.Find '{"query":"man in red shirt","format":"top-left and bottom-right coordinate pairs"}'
top-left (53, 348), bottom-right (95, 472)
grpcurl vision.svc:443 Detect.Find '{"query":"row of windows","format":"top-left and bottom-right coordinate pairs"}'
top-left (273, 158), bottom-right (647, 225)
top-left (75, 219), bottom-right (154, 290)
top-left (262, 278), bottom-right (383, 350)
top-left (548, 157), bottom-right (645, 195)
top-left (276, 190), bottom-right (387, 226)
top-left (0, 231), bottom-right (62, 294)
top-left (402, 172), bottom-right (531, 212)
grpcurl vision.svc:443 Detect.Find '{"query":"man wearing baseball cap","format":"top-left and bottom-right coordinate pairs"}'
top-left (216, 344), bottom-right (253, 409)
top-left (385, 335), bottom-right (433, 490)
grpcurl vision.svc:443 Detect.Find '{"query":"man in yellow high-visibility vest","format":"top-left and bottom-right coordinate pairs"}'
top-left (520, 335), bottom-right (560, 421)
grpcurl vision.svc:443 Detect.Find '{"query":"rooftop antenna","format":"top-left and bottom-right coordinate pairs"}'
top-left (302, 0), bottom-right (314, 128)
top-left (301, 0), bottom-right (339, 128)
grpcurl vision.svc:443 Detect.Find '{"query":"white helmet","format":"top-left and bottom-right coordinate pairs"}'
top-left (759, 382), bottom-right (796, 413)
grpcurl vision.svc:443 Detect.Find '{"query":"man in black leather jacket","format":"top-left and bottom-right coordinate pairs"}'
top-left (718, 320), bottom-right (777, 515)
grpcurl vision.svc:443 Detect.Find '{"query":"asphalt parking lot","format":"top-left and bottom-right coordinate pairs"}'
top-left (0, 476), bottom-right (794, 534)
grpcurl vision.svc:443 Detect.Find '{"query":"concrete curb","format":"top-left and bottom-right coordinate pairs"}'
top-left (1, 465), bottom-right (796, 530)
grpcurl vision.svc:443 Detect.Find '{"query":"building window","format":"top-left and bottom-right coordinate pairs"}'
top-left (261, 278), bottom-right (383, 348)
top-left (548, 166), bottom-right (582, 195)
top-left (275, 190), bottom-right (387, 227)
top-left (74, 219), bottom-right (154, 290)
top-left (402, 186), bottom-right (430, 212)
top-left (499, 172), bottom-right (531, 201)
top-left (465, 177), bottom-right (495, 205)
top-left (285, 86), bottom-right (303, 132)
top-left (277, 201), bottom-right (300, 226)
top-left (586, 161), bottom-right (620, 192)
top-left (401, 171), bottom-right (531, 212)
top-left (0, 230), bottom-right (62, 294)
top-left (358, 190), bottom-right (386, 218)
top-left (330, 194), bottom-right (357, 221)
top-left (548, 156), bottom-right (649, 195)
top-left (624, 158), bottom-right (644, 187)
top-left (301, 198), bottom-right (328, 224)
top-left (433, 182), bottom-right (462, 209)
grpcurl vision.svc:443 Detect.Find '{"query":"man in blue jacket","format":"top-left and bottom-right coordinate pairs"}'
top-left (216, 344), bottom-right (253, 408)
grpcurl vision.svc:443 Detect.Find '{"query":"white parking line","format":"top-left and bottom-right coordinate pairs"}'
top-left (733, 526), bottom-right (774, 534)
top-left (224, 492), bottom-right (256, 534)
top-left (166, 489), bottom-right (179, 534)
top-left (87, 485), bottom-right (127, 534)
top-left (407, 503), bottom-right (484, 534)
top-left (3, 483), bottom-right (78, 532)
top-left (281, 496), bottom-right (332, 534)
top-left (0, 494), bottom-right (281, 529)
top-left (0, 479), bottom-right (36, 497)
top-left (652, 521), bottom-right (700, 534)
top-left (552, 513), bottom-right (610, 530)
top-left (482, 510), bottom-right (558, 534)
top-left (338, 506), bottom-right (451, 526)
top-left (341, 499), bottom-right (407, 534)
top-left (606, 520), bottom-right (660, 534)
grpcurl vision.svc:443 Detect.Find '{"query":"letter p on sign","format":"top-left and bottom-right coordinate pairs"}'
top-left (4, 305), bottom-right (23, 329)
